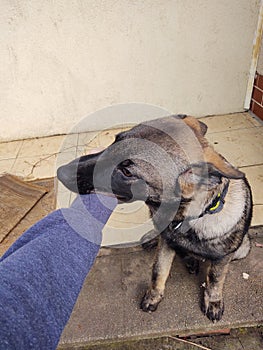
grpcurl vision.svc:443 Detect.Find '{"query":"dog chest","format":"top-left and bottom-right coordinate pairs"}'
top-left (162, 224), bottom-right (228, 260)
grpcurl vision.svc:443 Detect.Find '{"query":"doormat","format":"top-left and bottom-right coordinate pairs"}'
top-left (0, 174), bottom-right (48, 243)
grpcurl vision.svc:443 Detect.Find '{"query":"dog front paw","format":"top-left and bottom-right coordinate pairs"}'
top-left (140, 289), bottom-right (163, 312)
top-left (202, 291), bottom-right (224, 322)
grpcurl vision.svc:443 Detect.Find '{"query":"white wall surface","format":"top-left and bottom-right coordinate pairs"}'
top-left (0, 0), bottom-right (260, 141)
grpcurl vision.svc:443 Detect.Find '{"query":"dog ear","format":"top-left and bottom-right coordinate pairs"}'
top-left (203, 147), bottom-right (244, 179)
top-left (199, 121), bottom-right (208, 136)
top-left (179, 116), bottom-right (208, 136)
top-left (178, 158), bottom-right (244, 198)
top-left (173, 115), bottom-right (208, 136)
top-left (178, 164), bottom-right (223, 198)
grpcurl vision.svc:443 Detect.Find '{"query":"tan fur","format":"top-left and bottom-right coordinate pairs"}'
top-left (202, 255), bottom-right (233, 321)
top-left (184, 116), bottom-right (208, 137)
top-left (203, 147), bottom-right (244, 179)
top-left (142, 239), bottom-right (176, 311)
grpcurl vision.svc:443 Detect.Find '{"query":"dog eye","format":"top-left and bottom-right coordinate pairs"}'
top-left (121, 167), bottom-right (133, 177)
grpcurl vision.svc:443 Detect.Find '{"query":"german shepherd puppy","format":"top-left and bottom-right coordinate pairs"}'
top-left (57, 115), bottom-right (252, 322)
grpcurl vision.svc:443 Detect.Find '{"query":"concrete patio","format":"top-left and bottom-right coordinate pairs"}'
top-left (58, 227), bottom-right (263, 348)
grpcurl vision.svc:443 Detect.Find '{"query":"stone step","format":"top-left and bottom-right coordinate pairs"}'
top-left (58, 227), bottom-right (263, 349)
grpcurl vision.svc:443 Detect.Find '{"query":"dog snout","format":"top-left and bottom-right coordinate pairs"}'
top-left (57, 162), bottom-right (79, 193)
top-left (57, 151), bottom-right (104, 194)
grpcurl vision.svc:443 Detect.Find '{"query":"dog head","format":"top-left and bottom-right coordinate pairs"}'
top-left (57, 115), bottom-right (244, 207)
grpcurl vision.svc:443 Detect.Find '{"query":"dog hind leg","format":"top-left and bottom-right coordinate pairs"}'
top-left (141, 237), bottom-right (176, 312)
top-left (233, 234), bottom-right (251, 260)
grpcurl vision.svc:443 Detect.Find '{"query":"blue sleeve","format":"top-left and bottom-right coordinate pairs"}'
top-left (0, 194), bottom-right (117, 350)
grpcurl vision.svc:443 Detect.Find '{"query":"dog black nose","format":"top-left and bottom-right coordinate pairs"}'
top-left (57, 164), bottom-right (79, 193)
top-left (57, 165), bottom-right (68, 183)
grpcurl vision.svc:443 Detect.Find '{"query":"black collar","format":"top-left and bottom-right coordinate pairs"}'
top-left (199, 181), bottom-right (230, 218)
top-left (168, 181), bottom-right (230, 232)
top-left (168, 181), bottom-right (229, 231)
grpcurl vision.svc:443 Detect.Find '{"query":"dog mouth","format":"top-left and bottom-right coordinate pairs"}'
top-left (57, 165), bottom-right (132, 203)
top-left (70, 181), bottom-right (129, 202)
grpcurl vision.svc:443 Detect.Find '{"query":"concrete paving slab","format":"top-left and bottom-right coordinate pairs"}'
top-left (59, 227), bottom-right (263, 349)
top-left (58, 327), bottom-right (263, 350)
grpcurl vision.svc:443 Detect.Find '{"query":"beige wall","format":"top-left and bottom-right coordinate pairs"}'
top-left (0, 0), bottom-right (260, 141)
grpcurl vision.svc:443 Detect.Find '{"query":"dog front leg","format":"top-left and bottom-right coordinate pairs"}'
top-left (202, 255), bottom-right (232, 322)
top-left (141, 237), bottom-right (175, 312)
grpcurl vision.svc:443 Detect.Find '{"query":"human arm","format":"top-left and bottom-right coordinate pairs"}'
top-left (0, 193), bottom-right (117, 350)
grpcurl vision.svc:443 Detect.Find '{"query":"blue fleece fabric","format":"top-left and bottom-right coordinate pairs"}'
top-left (0, 194), bottom-right (117, 350)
